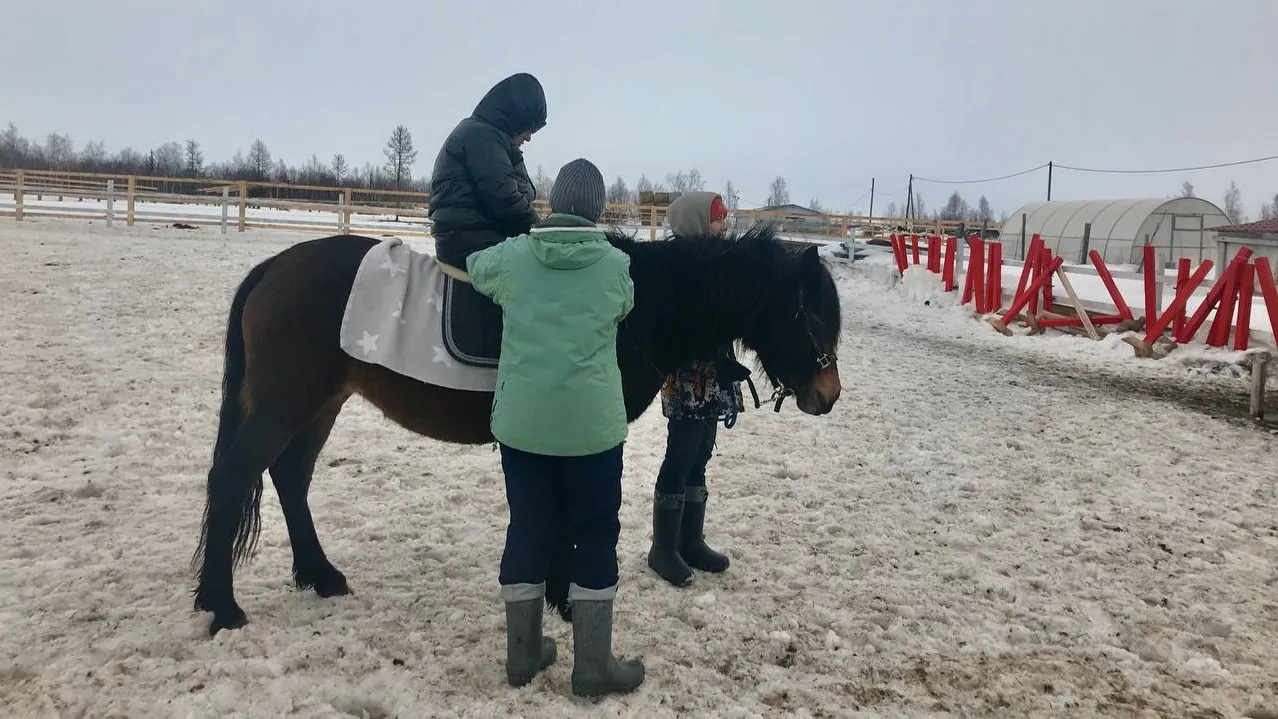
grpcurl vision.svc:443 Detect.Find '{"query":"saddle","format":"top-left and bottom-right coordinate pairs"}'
top-left (439, 263), bottom-right (503, 368)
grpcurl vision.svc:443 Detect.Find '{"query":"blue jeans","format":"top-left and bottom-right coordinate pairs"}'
top-left (497, 443), bottom-right (623, 592)
top-left (655, 417), bottom-right (717, 495)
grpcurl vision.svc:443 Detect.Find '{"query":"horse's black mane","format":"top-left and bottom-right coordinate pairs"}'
top-left (600, 221), bottom-right (843, 375)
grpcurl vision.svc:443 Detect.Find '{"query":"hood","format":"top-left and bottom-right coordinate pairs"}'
top-left (527, 221), bottom-right (612, 270)
top-left (666, 191), bottom-right (721, 237)
top-left (472, 73), bottom-right (548, 137)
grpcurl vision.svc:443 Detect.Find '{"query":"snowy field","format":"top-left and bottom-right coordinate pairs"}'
top-left (2, 217), bottom-right (1277, 718)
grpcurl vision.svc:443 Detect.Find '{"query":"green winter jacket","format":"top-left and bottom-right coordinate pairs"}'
top-left (466, 213), bottom-right (635, 457)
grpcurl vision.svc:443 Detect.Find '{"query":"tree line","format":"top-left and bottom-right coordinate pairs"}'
top-left (0, 121), bottom-right (423, 203)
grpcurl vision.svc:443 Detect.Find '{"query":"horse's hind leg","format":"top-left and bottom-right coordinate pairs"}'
top-left (194, 410), bottom-right (298, 635)
top-left (269, 396), bottom-right (351, 599)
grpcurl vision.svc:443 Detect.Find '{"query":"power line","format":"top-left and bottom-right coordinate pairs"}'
top-left (1055, 153), bottom-right (1278, 175)
top-left (913, 163), bottom-right (1050, 185)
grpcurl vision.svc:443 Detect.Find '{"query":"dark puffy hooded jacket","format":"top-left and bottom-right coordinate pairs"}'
top-left (429, 73), bottom-right (548, 267)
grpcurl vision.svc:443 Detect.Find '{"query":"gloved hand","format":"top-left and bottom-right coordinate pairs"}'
top-left (715, 357), bottom-right (752, 383)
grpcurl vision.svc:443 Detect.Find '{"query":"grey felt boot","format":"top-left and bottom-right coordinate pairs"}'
top-left (501, 583), bottom-right (557, 687)
top-left (569, 586), bottom-right (645, 698)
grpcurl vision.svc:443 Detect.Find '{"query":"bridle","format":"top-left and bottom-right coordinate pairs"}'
top-left (757, 285), bottom-right (837, 413)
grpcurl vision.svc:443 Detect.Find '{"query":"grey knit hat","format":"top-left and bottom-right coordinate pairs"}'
top-left (549, 158), bottom-right (606, 223)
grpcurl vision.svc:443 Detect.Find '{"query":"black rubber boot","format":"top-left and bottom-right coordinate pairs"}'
top-left (569, 597), bottom-right (646, 698)
top-left (680, 486), bottom-right (730, 573)
top-left (646, 492), bottom-right (693, 587)
top-left (502, 587), bottom-right (557, 687)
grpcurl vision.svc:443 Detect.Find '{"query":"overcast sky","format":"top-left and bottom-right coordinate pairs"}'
top-left (3, 0), bottom-right (1277, 217)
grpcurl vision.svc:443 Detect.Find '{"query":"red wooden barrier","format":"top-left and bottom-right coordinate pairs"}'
top-left (1037, 246), bottom-right (1055, 313)
top-left (1175, 248), bottom-right (1253, 344)
top-left (985, 242), bottom-right (1003, 313)
top-left (927, 235), bottom-right (941, 273)
top-left (994, 253), bottom-right (1065, 331)
top-left (941, 236), bottom-right (957, 290)
top-left (1173, 258), bottom-right (1191, 337)
top-left (963, 236), bottom-right (987, 311)
top-left (1142, 245), bottom-right (1159, 323)
top-left (1086, 250), bottom-right (1134, 321)
top-left (1140, 260), bottom-right (1214, 345)
top-left (911, 234), bottom-right (920, 266)
top-left (1011, 235), bottom-right (1043, 316)
top-left (1232, 263), bottom-right (1255, 351)
top-left (889, 234), bottom-right (907, 274)
top-left (1254, 258), bottom-right (1278, 350)
top-left (1207, 262), bottom-right (1242, 347)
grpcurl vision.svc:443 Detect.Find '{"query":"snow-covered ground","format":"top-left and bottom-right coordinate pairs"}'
top-left (2, 217), bottom-right (1276, 718)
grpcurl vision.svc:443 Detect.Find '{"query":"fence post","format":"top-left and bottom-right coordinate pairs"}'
top-left (342, 189), bottom-right (352, 233)
top-left (126, 175), bottom-right (136, 226)
top-left (1078, 222), bottom-right (1091, 264)
top-left (106, 179), bottom-right (115, 227)
top-left (649, 206), bottom-right (658, 242)
top-left (337, 191), bottom-right (345, 232)
top-left (237, 181), bottom-right (248, 232)
top-left (220, 186), bottom-right (229, 235)
top-left (14, 169), bottom-right (24, 221)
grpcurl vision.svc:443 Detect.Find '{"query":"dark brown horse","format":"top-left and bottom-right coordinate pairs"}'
top-left (190, 223), bottom-right (843, 636)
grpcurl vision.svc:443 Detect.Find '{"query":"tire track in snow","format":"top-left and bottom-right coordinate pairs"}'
top-left (853, 318), bottom-right (1276, 432)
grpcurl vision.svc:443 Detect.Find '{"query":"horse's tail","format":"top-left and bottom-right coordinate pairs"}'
top-left (545, 528), bottom-right (574, 623)
top-left (191, 256), bottom-right (276, 575)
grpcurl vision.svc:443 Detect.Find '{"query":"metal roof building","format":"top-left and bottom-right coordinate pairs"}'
top-left (998, 197), bottom-right (1231, 266)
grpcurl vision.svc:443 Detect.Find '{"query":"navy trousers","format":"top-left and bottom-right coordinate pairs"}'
top-left (655, 417), bottom-right (717, 495)
top-left (497, 443), bottom-right (624, 592)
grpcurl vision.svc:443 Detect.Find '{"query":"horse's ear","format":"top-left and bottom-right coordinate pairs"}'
top-left (800, 245), bottom-right (822, 283)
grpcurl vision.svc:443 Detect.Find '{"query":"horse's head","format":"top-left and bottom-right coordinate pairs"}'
top-left (605, 224), bottom-right (842, 416)
top-left (742, 242), bottom-right (843, 416)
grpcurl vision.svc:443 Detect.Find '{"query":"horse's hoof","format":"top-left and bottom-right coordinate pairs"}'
top-left (208, 609), bottom-right (248, 637)
top-left (312, 571), bottom-right (352, 599)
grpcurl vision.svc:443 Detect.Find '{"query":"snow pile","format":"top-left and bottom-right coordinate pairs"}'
top-left (1, 217), bottom-right (1275, 717)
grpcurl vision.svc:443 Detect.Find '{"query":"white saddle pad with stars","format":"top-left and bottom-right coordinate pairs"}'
top-left (338, 237), bottom-right (498, 392)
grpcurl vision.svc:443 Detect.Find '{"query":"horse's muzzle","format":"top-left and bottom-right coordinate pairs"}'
top-left (795, 363), bottom-right (841, 415)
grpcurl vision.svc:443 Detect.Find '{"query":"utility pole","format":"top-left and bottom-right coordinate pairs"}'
top-left (868, 177), bottom-right (875, 219)
top-left (1047, 161), bottom-right (1053, 201)
top-left (906, 174), bottom-right (914, 224)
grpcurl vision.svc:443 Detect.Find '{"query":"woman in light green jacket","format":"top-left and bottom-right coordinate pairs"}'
top-left (466, 158), bottom-right (645, 699)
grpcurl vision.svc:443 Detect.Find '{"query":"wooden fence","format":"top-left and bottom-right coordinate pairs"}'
top-left (0, 168), bottom-right (976, 241)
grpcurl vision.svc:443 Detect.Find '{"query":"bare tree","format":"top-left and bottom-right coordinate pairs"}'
top-left (808, 198), bottom-right (824, 213)
top-left (686, 168), bottom-right (704, 192)
top-left (532, 164), bottom-right (554, 200)
top-left (765, 176), bottom-right (790, 207)
top-left (884, 201), bottom-right (900, 218)
top-left (911, 190), bottom-right (927, 220)
top-left (1259, 193), bottom-right (1278, 221)
top-left (383, 125), bottom-right (417, 190)
top-left (44, 132), bottom-right (75, 169)
top-left (81, 140), bottom-right (106, 170)
top-left (977, 195), bottom-right (993, 223)
top-left (606, 175), bottom-right (632, 204)
top-left (1223, 181), bottom-right (1245, 224)
top-left (153, 141), bottom-right (184, 176)
top-left (184, 139), bottom-right (204, 177)
top-left (664, 168), bottom-right (705, 193)
top-left (940, 191), bottom-right (969, 221)
top-left (247, 138), bottom-right (272, 180)
top-left (1179, 180), bottom-right (1195, 198)
top-left (331, 154), bottom-right (348, 185)
top-left (722, 180), bottom-right (740, 210)
top-left (636, 174), bottom-right (667, 194)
